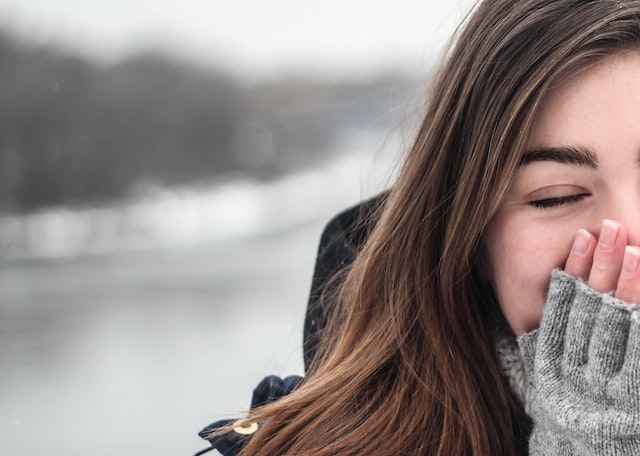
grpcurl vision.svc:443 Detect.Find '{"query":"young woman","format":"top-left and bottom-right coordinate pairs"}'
top-left (199, 0), bottom-right (640, 454)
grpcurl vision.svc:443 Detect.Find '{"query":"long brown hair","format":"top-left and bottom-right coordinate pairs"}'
top-left (233, 1), bottom-right (640, 454)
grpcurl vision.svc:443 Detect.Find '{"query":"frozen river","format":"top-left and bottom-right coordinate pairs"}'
top-left (1, 221), bottom-right (320, 455)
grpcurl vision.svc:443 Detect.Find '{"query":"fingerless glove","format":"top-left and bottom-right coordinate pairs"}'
top-left (518, 269), bottom-right (640, 455)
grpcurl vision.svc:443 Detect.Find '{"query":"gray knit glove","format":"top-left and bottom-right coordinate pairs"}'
top-left (517, 269), bottom-right (640, 455)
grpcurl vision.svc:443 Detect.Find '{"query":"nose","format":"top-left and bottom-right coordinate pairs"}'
top-left (601, 195), bottom-right (640, 246)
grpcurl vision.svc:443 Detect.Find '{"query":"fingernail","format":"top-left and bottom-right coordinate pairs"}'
top-left (623, 246), bottom-right (640, 275)
top-left (571, 229), bottom-right (591, 256)
top-left (599, 219), bottom-right (619, 250)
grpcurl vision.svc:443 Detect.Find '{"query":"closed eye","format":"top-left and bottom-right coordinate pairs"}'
top-left (528, 193), bottom-right (590, 209)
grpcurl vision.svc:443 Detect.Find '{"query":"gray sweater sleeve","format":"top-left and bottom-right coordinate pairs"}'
top-left (517, 269), bottom-right (640, 455)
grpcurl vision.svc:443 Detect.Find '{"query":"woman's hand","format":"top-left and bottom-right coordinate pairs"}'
top-left (564, 219), bottom-right (640, 304)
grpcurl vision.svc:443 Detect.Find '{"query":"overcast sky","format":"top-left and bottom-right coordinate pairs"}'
top-left (0, 0), bottom-right (476, 81)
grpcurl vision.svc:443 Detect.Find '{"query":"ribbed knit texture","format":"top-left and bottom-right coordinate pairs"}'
top-left (517, 269), bottom-right (640, 455)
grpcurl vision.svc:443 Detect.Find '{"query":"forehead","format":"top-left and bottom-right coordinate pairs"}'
top-left (529, 50), bottom-right (640, 151)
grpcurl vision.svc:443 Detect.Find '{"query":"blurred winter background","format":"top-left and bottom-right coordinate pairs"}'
top-left (0, 0), bottom-right (474, 454)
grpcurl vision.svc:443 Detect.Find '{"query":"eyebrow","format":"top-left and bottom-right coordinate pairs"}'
top-left (520, 146), bottom-right (598, 168)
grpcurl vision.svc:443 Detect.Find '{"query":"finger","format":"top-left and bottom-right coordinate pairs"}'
top-left (564, 229), bottom-right (596, 279)
top-left (588, 219), bottom-right (626, 293)
top-left (615, 246), bottom-right (640, 304)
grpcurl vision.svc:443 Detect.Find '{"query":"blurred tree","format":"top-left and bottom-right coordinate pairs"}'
top-left (0, 33), bottom-right (249, 212)
top-left (0, 29), bottom-right (415, 213)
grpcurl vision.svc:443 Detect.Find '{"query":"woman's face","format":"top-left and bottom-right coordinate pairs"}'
top-left (484, 51), bottom-right (640, 335)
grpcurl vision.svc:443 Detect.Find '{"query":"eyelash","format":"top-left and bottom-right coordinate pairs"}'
top-left (528, 193), bottom-right (590, 209)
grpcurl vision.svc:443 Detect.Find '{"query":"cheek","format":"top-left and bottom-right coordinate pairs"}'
top-left (484, 225), bottom-right (574, 335)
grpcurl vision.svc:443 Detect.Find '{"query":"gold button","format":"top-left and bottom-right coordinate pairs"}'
top-left (233, 421), bottom-right (259, 435)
